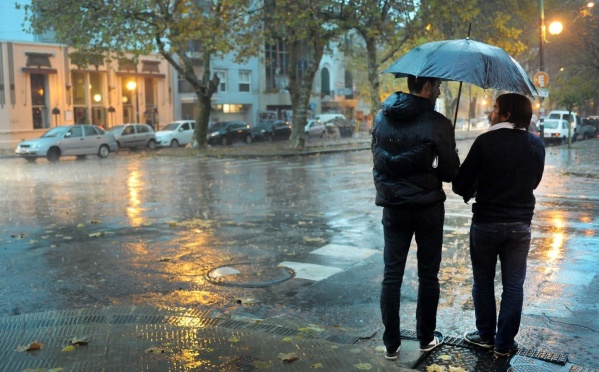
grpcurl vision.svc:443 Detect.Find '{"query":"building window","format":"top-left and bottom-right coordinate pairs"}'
top-left (265, 39), bottom-right (289, 91)
top-left (239, 71), bottom-right (251, 92)
top-left (321, 68), bottom-right (330, 96)
top-left (71, 71), bottom-right (106, 126)
top-left (214, 70), bottom-right (227, 92)
top-left (30, 74), bottom-right (49, 129)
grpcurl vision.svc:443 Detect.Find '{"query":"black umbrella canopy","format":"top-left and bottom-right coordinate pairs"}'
top-left (382, 38), bottom-right (538, 97)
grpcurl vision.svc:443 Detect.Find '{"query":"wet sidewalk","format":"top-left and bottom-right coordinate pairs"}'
top-left (0, 305), bottom-right (587, 371)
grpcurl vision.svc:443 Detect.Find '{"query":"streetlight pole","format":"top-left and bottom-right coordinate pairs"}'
top-left (539, 0), bottom-right (546, 143)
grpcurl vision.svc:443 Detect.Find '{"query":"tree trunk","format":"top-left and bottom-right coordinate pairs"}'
top-left (288, 40), bottom-right (325, 149)
top-left (366, 36), bottom-right (381, 125)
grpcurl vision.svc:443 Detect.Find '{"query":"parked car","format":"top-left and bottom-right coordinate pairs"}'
top-left (109, 123), bottom-right (157, 151)
top-left (155, 120), bottom-right (195, 148)
top-left (251, 120), bottom-right (291, 142)
top-left (15, 125), bottom-right (117, 162)
top-left (305, 119), bottom-right (326, 139)
top-left (542, 119), bottom-right (575, 144)
top-left (578, 119), bottom-right (598, 140)
top-left (324, 117), bottom-right (355, 138)
top-left (546, 110), bottom-right (579, 142)
top-left (207, 121), bottom-right (252, 146)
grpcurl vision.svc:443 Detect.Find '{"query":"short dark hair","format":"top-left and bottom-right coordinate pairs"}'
top-left (407, 75), bottom-right (440, 94)
top-left (496, 93), bottom-right (533, 129)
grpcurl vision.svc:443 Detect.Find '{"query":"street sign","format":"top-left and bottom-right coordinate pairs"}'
top-left (534, 72), bottom-right (549, 88)
top-left (536, 88), bottom-right (550, 98)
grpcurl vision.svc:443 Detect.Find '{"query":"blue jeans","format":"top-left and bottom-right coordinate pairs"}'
top-left (469, 222), bottom-right (531, 350)
top-left (380, 203), bottom-right (444, 351)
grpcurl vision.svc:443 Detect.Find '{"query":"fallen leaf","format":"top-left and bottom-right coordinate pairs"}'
top-left (282, 337), bottom-right (293, 342)
top-left (349, 348), bottom-right (362, 354)
top-left (77, 223), bottom-right (85, 228)
top-left (439, 354), bottom-right (451, 360)
top-left (426, 365), bottom-right (447, 372)
top-left (157, 257), bottom-right (171, 262)
top-left (145, 346), bottom-right (164, 354)
top-left (62, 345), bottom-right (76, 352)
top-left (354, 363), bottom-right (372, 370)
top-left (312, 362), bottom-right (324, 369)
top-left (277, 352), bottom-right (299, 363)
top-left (90, 220), bottom-right (101, 224)
top-left (16, 341), bottom-right (43, 352)
top-left (448, 367), bottom-right (468, 372)
top-left (69, 336), bottom-right (90, 345)
top-left (89, 232), bottom-right (104, 238)
top-left (228, 336), bottom-right (240, 343)
top-left (235, 297), bottom-right (256, 305)
top-left (63, 236), bottom-right (72, 240)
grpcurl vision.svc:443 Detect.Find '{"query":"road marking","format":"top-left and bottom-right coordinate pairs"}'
top-left (310, 244), bottom-right (377, 260)
top-left (279, 261), bottom-right (343, 281)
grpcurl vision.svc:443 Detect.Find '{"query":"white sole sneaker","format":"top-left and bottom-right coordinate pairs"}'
top-left (420, 331), bottom-right (444, 352)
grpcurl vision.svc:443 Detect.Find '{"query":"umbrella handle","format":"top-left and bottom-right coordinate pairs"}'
top-left (453, 81), bottom-right (463, 129)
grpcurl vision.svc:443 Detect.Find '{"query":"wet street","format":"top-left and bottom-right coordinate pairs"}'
top-left (0, 137), bottom-right (598, 368)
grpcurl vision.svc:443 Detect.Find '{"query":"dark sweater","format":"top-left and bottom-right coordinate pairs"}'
top-left (452, 128), bottom-right (545, 224)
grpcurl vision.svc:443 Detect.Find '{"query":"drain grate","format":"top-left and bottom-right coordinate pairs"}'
top-left (400, 330), bottom-right (569, 366)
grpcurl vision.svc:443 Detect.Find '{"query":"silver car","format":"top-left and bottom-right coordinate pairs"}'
top-left (15, 125), bottom-right (117, 162)
top-left (109, 123), bottom-right (157, 151)
top-left (155, 120), bottom-right (195, 148)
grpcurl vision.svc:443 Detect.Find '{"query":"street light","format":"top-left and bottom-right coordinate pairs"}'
top-left (126, 80), bottom-right (139, 123)
top-left (538, 0), bottom-right (563, 142)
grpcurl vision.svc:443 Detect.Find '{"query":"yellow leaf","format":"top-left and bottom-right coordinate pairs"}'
top-left (439, 354), bottom-right (451, 360)
top-left (312, 362), bottom-right (324, 368)
top-left (145, 346), bottom-right (164, 354)
top-left (448, 367), bottom-right (468, 372)
top-left (277, 352), bottom-right (299, 363)
top-left (354, 363), bottom-right (372, 370)
top-left (282, 337), bottom-right (293, 342)
top-left (62, 345), bottom-right (76, 352)
top-left (427, 365), bottom-right (447, 372)
top-left (228, 336), bottom-right (240, 343)
top-left (158, 257), bottom-right (171, 262)
top-left (89, 232), bottom-right (104, 237)
top-left (298, 325), bottom-right (324, 333)
top-left (77, 223), bottom-right (85, 228)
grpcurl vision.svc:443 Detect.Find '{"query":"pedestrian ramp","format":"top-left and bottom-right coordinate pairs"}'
top-left (279, 243), bottom-right (378, 282)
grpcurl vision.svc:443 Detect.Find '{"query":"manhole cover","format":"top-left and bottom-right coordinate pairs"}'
top-left (206, 263), bottom-right (295, 288)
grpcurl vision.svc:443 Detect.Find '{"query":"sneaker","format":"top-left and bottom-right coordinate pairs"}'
top-left (464, 330), bottom-right (495, 349)
top-left (384, 346), bottom-right (400, 360)
top-left (420, 331), bottom-right (444, 352)
top-left (494, 341), bottom-right (519, 357)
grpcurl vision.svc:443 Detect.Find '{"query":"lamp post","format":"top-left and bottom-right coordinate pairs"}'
top-left (126, 80), bottom-right (139, 123)
top-left (538, 0), bottom-right (563, 143)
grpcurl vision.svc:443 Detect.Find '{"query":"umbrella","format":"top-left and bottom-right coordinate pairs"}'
top-left (381, 37), bottom-right (538, 127)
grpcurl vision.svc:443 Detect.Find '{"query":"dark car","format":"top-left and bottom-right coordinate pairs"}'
top-left (251, 120), bottom-right (292, 142)
top-left (325, 117), bottom-right (355, 138)
top-left (578, 119), bottom-right (598, 140)
top-left (207, 121), bottom-right (252, 146)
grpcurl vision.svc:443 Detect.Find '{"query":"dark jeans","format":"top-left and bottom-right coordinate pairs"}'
top-left (469, 222), bottom-right (531, 350)
top-left (380, 203), bottom-right (444, 351)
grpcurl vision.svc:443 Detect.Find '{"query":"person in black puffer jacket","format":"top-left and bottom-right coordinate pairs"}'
top-left (372, 75), bottom-right (460, 360)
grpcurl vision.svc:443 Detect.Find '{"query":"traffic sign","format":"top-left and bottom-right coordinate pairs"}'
top-left (536, 88), bottom-right (549, 98)
top-left (534, 72), bottom-right (549, 88)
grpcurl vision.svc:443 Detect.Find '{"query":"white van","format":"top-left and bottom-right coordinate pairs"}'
top-left (313, 113), bottom-right (346, 124)
top-left (545, 110), bottom-right (579, 141)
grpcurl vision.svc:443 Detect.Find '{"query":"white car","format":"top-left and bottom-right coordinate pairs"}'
top-left (155, 120), bottom-right (195, 147)
top-left (15, 125), bottom-right (117, 162)
top-left (305, 120), bottom-right (326, 139)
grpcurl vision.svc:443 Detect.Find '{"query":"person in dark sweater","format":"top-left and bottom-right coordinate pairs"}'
top-left (452, 93), bottom-right (545, 357)
top-left (372, 75), bottom-right (460, 360)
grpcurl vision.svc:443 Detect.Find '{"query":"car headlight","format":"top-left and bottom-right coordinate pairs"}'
top-left (209, 132), bottom-right (220, 137)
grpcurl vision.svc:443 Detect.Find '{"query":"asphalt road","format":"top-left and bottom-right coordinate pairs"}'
top-left (0, 137), bottom-right (598, 367)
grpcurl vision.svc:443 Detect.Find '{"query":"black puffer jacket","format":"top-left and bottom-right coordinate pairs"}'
top-left (372, 91), bottom-right (460, 207)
